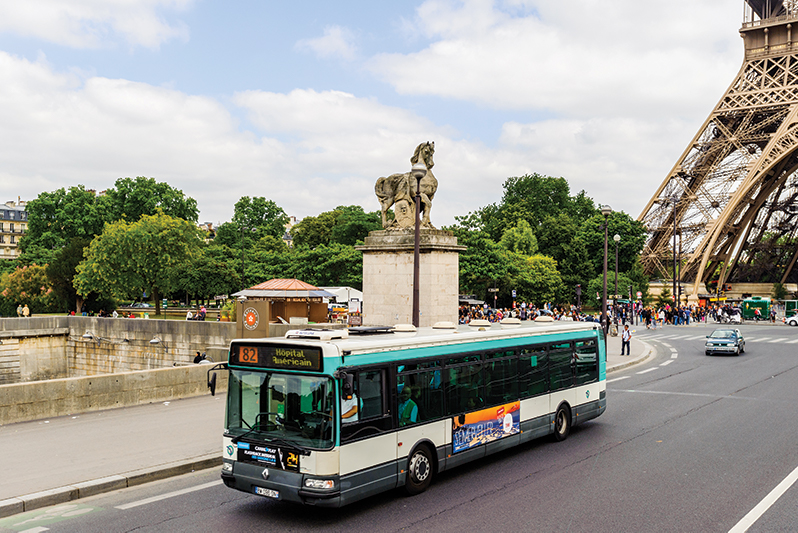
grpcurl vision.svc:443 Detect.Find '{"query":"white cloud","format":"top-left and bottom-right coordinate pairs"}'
top-left (370, 0), bottom-right (739, 119)
top-left (295, 26), bottom-right (358, 61)
top-left (0, 0), bottom-right (192, 49)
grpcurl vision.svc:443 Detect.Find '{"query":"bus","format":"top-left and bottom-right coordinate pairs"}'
top-left (207, 319), bottom-right (607, 507)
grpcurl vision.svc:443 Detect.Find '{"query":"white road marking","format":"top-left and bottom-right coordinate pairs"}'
top-left (748, 338), bottom-right (771, 343)
top-left (637, 368), bottom-right (657, 374)
top-left (660, 360), bottom-right (673, 366)
top-left (767, 338), bottom-right (787, 343)
top-left (19, 528), bottom-right (49, 533)
top-left (606, 376), bottom-right (630, 383)
top-left (668, 335), bottom-right (690, 340)
top-left (728, 462), bottom-right (798, 533)
top-left (787, 339), bottom-right (798, 344)
top-left (670, 348), bottom-right (678, 353)
top-left (115, 480), bottom-right (222, 510)
top-left (686, 335), bottom-right (706, 340)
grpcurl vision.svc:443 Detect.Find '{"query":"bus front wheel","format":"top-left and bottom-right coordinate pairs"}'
top-left (405, 445), bottom-right (434, 495)
top-left (553, 404), bottom-right (571, 442)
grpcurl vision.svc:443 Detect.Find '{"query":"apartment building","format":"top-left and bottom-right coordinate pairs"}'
top-left (0, 200), bottom-right (28, 260)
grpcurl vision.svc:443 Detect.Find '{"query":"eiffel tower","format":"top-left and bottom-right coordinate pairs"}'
top-left (639, 0), bottom-right (798, 299)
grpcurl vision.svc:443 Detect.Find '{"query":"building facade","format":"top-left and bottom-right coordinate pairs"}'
top-left (0, 200), bottom-right (28, 260)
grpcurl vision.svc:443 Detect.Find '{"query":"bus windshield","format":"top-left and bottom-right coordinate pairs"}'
top-left (226, 369), bottom-right (335, 450)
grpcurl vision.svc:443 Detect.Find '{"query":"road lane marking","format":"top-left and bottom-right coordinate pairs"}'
top-left (787, 339), bottom-right (798, 344)
top-left (610, 389), bottom-right (757, 400)
top-left (115, 480), bottom-right (222, 510)
top-left (728, 462), bottom-right (798, 533)
top-left (660, 360), bottom-right (673, 366)
top-left (748, 338), bottom-right (771, 342)
top-left (668, 335), bottom-right (690, 340)
top-left (636, 368), bottom-right (657, 374)
top-left (767, 338), bottom-right (787, 343)
top-left (686, 335), bottom-right (706, 340)
top-left (606, 376), bottom-right (630, 383)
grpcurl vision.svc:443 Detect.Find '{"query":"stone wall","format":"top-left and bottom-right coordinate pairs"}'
top-left (0, 364), bottom-right (228, 425)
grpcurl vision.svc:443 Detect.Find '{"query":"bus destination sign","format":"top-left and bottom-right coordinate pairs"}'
top-left (233, 344), bottom-right (323, 372)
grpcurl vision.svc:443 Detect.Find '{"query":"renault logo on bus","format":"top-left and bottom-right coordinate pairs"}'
top-left (244, 307), bottom-right (259, 330)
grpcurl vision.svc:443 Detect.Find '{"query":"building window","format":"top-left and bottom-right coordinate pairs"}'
top-left (10, 236), bottom-right (15, 244)
top-left (10, 224), bottom-right (14, 233)
top-left (9, 212), bottom-right (14, 219)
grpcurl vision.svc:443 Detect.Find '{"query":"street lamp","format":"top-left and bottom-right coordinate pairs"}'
top-left (600, 205), bottom-right (613, 338)
top-left (671, 195), bottom-right (679, 308)
top-left (411, 161), bottom-right (426, 327)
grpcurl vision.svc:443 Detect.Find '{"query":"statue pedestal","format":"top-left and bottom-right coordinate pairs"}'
top-left (355, 229), bottom-right (466, 327)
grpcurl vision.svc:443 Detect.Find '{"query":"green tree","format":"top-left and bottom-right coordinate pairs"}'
top-left (74, 213), bottom-right (202, 315)
top-left (20, 186), bottom-right (107, 263)
top-left (499, 219), bottom-right (538, 256)
top-left (772, 282), bottom-right (789, 300)
top-left (577, 211), bottom-right (647, 277)
top-left (102, 176), bottom-right (199, 223)
top-left (510, 253), bottom-right (563, 304)
top-left (1, 264), bottom-right (55, 314)
top-left (445, 226), bottom-right (510, 301)
top-left (45, 237), bottom-right (89, 312)
top-left (290, 210), bottom-right (338, 248)
top-left (175, 251), bottom-right (240, 305)
top-left (232, 197), bottom-right (289, 240)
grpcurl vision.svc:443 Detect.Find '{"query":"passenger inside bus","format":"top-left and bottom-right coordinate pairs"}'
top-left (398, 385), bottom-right (418, 426)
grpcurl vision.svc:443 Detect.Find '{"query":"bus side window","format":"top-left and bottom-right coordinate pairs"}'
top-left (549, 342), bottom-right (573, 391)
top-left (574, 340), bottom-right (598, 385)
top-left (445, 355), bottom-right (484, 415)
top-left (518, 346), bottom-right (547, 398)
top-left (485, 350), bottom-right (517, 406)
top-left (397, 364), bottom-right (443, 425)
top-left (357, 370), bottom-right (384, 419)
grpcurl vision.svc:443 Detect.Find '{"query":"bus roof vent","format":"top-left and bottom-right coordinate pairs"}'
top-left (348, 326), bottom-right (394, 335)
top-left (392, 324), bottom-right (417, 333)
top-left (468, 319), bottom-right (491, 328)
top-left (432, 321), bottom-right (457, 330)
top-left (500, 317), bottom-right (521, 328)
top-left (285, 329), bottom-right (349, 341)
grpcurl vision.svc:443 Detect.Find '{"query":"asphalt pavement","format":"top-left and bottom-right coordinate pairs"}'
top-left (0, 330), bottom-right (652, 519)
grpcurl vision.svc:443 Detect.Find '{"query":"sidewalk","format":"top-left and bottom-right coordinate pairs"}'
top-left (0, 334), bottom-right (654, 519)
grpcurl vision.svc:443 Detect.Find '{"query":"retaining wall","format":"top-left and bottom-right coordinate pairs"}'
top-left (0, 364), bottom-right (228, 425)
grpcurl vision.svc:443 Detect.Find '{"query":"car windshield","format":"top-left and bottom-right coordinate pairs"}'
top-left (226, 370), bottom-right (335, 450)
top-left (709, 330), bottom-right (736, 339)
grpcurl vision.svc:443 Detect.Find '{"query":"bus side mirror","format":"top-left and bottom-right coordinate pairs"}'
top-left (208, 372), bottom-right (218, 396)
top-left (340, 372), bottom-right (354, 400)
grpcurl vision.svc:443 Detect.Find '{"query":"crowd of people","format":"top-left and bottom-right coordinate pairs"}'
top-left (459, 300), bottom-right (782, 329)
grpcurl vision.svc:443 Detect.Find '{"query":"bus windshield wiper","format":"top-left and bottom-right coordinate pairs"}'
top-left (231, 411), bottom-right (281, 444)
top-left (263, 436), bottom-right (310, 456)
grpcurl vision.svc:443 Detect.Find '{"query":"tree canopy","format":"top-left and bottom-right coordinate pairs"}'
top-left (74, 213), bottom-right (202, 314)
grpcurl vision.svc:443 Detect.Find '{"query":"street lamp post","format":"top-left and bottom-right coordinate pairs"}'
top-left (613, 233), bottom-right (620, 324)
top-left (672, 196), bottom-right (678, 308)
top-left (601, 205), bottom-right (613, 338)
top-left (411, 161), bottom-right (426, 327)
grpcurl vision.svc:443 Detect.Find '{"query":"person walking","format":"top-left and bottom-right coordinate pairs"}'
top-left (22, 304), bottom-right (30, 318)
top-left (621, 324), bottom-right (632, 356)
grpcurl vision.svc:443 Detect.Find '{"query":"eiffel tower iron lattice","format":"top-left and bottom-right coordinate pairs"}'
top-left (639, 0), bottom-right (798, 300)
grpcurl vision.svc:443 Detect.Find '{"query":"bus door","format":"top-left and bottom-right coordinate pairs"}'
top-left (548, 342), bottom-right (577, 416)
top-left (338, 368), bottom-right (395, 497)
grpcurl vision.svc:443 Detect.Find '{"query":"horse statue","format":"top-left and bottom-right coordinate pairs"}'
top-left (375, 141), bottom-right (438, 229)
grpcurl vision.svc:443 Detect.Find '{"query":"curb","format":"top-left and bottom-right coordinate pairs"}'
top-left (0, 454), bottom-right (221, 519)
top-left (607, 339), bottom-right (653, 374)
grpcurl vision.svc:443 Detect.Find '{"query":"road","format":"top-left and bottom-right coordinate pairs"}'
top-left (3, 322), bottom-right (798, 532)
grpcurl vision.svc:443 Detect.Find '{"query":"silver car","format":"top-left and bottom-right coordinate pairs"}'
top-left (705, 328), bottom-right (745, 356)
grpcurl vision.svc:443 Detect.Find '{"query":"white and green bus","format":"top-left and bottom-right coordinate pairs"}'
top-left (208, 320), bottom-right (607, 507)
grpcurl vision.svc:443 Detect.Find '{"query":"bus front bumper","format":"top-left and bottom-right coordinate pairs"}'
top-left (222, 461), bottom-right (342, 507)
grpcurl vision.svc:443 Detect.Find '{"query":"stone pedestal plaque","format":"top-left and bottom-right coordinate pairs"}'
top-left (355, 229), bottom-right (466, 327)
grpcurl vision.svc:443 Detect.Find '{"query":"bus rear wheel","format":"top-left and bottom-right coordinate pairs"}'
top-left (405, 445), bottom-right (434, 495)
top-left (553, 404), bottom-right (571, 442)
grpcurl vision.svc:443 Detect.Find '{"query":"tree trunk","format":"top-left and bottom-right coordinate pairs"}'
top-left (153, 287), bottom-right (161, 316)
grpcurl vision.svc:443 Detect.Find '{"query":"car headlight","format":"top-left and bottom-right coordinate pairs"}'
top-left (304, 479), bottom-right (334, 489)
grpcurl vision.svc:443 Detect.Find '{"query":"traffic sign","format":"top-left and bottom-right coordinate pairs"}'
top-left (636, 291), bottom-right (642, 298)
top-left (488, 288), bottom-right (499, 292)
top-left (512, 290), bottom-right (516, 298)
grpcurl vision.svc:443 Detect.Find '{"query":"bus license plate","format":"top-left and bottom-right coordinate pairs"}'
top-left (255, 487), bottom-right (279, 499)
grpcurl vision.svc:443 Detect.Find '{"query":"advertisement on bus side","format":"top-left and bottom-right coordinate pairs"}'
top-left (452, 401), bottom-right (520, 453)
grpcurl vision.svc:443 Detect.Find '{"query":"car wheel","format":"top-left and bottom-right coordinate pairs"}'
top-left (740, 343), bottom-right (745, 354)
top-left (552, 404), bottom-right (571, 442)
top-left (706, 351), bottom-right (711, 356)
top-left (404, 445), bottom-right (434, 495)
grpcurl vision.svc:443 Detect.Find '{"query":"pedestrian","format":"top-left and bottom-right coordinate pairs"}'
top-left (186, 309), bottom-right (193, 320)
top-left (621, 324), bottom-right (632, 356)
top-left (16, 304), bottom-right (22, 317)
top-left (22, 304), bottom-right (29, 318)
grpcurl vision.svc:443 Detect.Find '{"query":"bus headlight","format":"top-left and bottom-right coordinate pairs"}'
top-left (304, 478), bottom-right (334, 489)
top-left (222, 462), bottom-right (233, 473)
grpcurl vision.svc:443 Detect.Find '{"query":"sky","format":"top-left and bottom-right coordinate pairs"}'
top-left (0, 0), bottom-right (746, 228)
